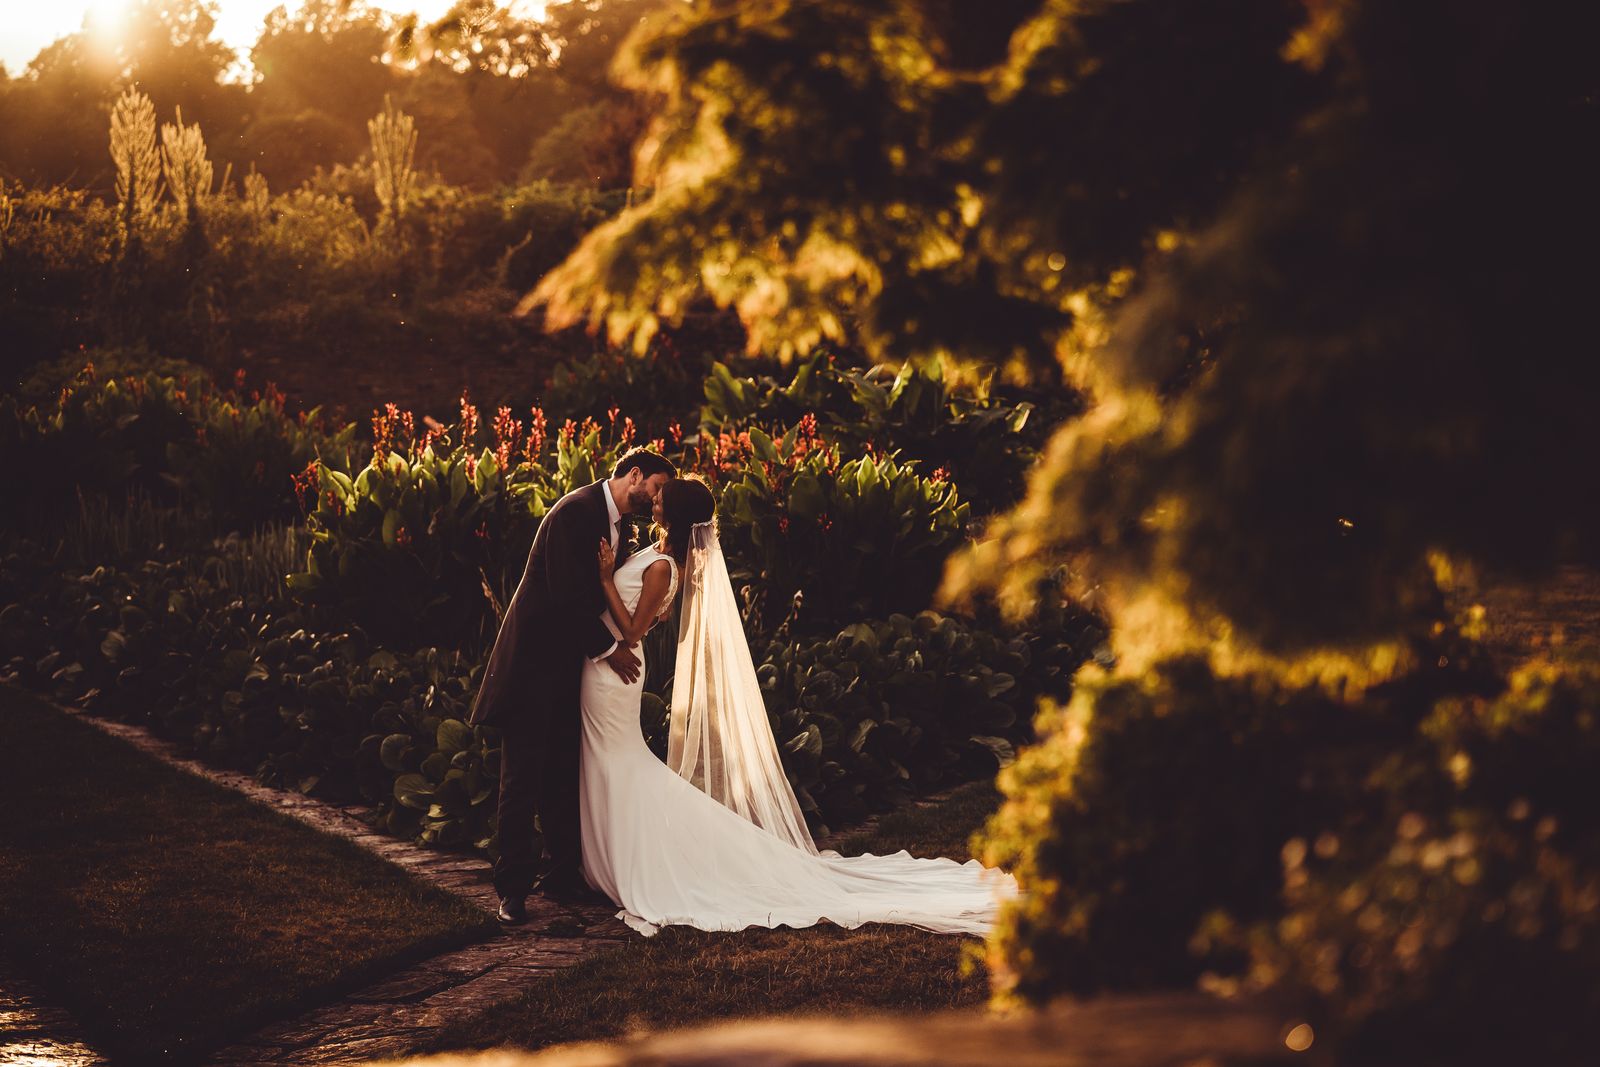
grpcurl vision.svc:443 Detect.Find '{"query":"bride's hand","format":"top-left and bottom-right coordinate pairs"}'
top-left (597, 539), bottom-right (615, 579)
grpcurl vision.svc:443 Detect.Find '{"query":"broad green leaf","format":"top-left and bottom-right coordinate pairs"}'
top-left (436, 717), bottom-right (473, 755)
top-left (393, 772), bottom-right (435, 810)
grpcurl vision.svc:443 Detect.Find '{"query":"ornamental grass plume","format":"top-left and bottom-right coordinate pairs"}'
top-left (368, 95), bottom-right (418, 223)
top-left (109, 88), bottom-right (162, 247)
top-left (159, 106), bottom-right (214, 223)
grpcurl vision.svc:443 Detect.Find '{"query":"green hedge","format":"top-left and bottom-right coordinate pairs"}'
top-left (0, 365), bottom-right (355, 533)
top-left (712, 422), bottom-right (970, 633)
top-left (700, 352), bottom-right (1071, 516)
top-left (751, 608), bottom-right (1103, 835)
top-left (973, 637), bottom-right (1600, 1064)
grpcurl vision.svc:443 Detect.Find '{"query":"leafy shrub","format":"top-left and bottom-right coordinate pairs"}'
top-left (973, 627), bottom-right (1600, 1063)
top-left (0, 365), bottom-right (353, 534)
top-left (700, 352), bottom-right (1073, 515)
top-left (711, 422), bottom-right (970, 633)
top-left (0, 183), bottom-right (120, 373)
top-left (293, 398), bottom-right (636, 650)
top-left (1232, 658), bottom-right (1600, 1064)
top-left (496, 180), bottom-right (626, 291)
top-left (749, 608), bottom-right (1103, 835)
top-left (973, 645), bottom-right (1499, 1004)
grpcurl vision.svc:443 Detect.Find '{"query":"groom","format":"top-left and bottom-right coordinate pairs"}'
top-left (470, 447), bottom-right (677, 922)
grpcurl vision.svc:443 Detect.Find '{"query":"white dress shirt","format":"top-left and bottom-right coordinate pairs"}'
top-left (591, 483), bottom-right (623, 663)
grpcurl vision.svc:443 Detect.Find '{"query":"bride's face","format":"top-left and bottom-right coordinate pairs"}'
top-left (627, 471), bottom-right (670, 514)
top-left (651, 490), bottom-right (666, 526)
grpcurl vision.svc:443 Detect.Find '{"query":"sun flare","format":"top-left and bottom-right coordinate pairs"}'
top-left (86, 0), bottom-right (134, 38)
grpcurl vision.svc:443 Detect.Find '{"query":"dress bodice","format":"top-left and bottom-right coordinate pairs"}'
top-left (613, 544), bottom-right (679, 614)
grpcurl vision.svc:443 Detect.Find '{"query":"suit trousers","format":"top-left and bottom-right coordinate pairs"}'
top-left (493, 702), bottom-right (584, 900)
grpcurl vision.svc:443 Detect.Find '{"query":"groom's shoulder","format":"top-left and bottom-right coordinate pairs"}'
top-left (548, 480), bottom-right (602, 519)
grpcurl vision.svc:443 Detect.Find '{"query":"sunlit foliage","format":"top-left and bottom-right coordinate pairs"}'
top-left (533, 0), bottom-right (1311, 364)
top-left (534, 0), bottom-right (1599, 676)
top-left (368, 94), bottom-right (419, 223)
top-left (159, 105), bottom-right (214, 222)
top-left (108, 87), bottom-right (161, 244)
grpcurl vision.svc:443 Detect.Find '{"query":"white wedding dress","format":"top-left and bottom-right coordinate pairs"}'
top-left (578, 541), bottom-right (1020, 938)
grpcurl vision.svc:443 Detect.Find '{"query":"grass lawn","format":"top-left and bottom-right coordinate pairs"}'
top-left (0, 684), bottom-right (499, 1063)
top-left (417, 778), bottom-right (1006, 1057)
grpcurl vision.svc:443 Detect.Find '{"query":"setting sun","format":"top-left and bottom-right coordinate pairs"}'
top-left (84, 0), bottom-right (133, 41)
top-left (2, 2), bottom-right (539, 78)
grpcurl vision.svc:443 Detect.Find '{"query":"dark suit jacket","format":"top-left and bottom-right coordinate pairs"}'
top-left (469, 480), bottom-right (617, 728)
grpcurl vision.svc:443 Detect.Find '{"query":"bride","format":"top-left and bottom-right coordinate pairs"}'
top-left (579, 475), bottom-right (1019, 937)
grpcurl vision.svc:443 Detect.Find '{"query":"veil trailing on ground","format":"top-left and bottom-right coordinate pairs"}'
top-left (668, 519), bottom-right (819, 855)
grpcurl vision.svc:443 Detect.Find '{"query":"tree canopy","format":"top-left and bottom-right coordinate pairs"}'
top-left (535, 0), bottom-right (1600, 681)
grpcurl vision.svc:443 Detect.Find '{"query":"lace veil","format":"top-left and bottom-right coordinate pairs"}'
top-left (668, 519), bottom-right (818, 854)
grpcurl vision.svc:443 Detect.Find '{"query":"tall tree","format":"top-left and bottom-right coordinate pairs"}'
top-left (535, 0), bottom-right (1599, 658)
top-left (250, 1), bottom-right (398, 127)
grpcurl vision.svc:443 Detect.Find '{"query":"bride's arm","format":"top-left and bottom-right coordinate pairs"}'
top-left (597, 545), bottom-right (672, 644)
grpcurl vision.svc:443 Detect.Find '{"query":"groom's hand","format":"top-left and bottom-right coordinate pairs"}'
top-left (605, 643), bottom-right (641, 684)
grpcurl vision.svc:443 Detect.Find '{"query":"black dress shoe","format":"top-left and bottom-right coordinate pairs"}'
top-left (497, 895), bottom-right (528, 925)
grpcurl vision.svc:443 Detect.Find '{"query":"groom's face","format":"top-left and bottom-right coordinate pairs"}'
top-left (625, 470), bottom-right (671, 515)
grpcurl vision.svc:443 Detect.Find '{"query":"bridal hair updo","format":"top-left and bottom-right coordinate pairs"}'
top-left (659, 476), bottom-right (715, 564)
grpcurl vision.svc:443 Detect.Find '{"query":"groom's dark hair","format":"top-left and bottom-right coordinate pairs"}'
top-left (612, 447), bottom-right (678, 481)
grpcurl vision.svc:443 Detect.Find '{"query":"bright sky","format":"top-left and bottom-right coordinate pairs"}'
top-left (0, 2), bottom-right (544, 79)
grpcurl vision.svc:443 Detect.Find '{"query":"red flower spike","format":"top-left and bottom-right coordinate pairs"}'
top-left (526, 407), bottom-right (548, 461)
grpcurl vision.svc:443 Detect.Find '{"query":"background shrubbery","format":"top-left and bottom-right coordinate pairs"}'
top-left (0, 357), bottom-right (1097, 861)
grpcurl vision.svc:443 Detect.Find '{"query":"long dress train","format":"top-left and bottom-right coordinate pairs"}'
top-left (578, 545), bottom-right (1019, 937)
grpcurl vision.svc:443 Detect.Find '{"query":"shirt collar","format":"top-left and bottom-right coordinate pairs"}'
top-left (602, 480), bottom-right (622, 528)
